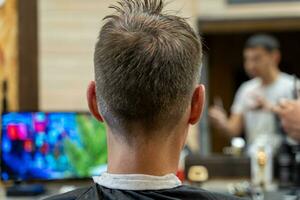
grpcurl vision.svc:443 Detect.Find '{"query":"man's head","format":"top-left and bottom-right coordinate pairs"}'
top-left (87, 0), bottom-right (204, 143)
top-left (243, 34), bottom-right (281, 78)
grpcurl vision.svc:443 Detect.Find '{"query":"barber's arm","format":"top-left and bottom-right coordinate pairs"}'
top-left (209, 106), bottom-right (243, 137)
top-left (273, 99), bottom-right (300, 142)
top-left (209, 86), bottom-right (246, 138)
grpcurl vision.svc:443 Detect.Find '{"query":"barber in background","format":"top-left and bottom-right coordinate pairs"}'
top-left (209, 34), bottom-right (294, 149)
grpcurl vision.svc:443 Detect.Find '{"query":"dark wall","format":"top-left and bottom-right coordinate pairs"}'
top-left (18, 0), bottom-right (38, 110)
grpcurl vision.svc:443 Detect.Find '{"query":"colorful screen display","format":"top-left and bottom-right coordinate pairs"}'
top-left (1, 112), bottom-right (107, 181)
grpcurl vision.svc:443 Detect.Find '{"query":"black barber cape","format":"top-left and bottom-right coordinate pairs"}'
top-left (45, 183), bottom-right (246, 200)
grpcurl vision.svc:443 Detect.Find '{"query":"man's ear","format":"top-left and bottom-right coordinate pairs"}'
top-left (87, 81), bottom-right (104, 122)
top-left (188, 84), bottom-right (205, 125)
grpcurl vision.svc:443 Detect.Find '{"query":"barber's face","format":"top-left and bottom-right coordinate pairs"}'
top-left (243, 47), bottom-right (277, 78)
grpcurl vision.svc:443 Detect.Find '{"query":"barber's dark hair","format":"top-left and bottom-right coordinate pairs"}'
top-left (94, 0), bottom-right (202, 139)
top-left (245, 34), bottom-right (280, 52)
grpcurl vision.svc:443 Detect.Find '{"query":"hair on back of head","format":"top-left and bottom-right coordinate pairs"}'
top-left (94, 0), bottom-right (202, 141)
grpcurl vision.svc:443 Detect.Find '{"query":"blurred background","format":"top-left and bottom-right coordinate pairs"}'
top-left (1, 0), bottom-right (300, 199)
top-left (2, 0), bottom-right (300, 153)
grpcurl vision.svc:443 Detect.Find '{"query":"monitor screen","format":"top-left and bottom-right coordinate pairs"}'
top-left (1, 112), bottom-right (107, 181)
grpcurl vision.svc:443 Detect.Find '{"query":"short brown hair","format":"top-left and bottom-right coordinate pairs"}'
top-left (94, 0), bottom-right (202, 139)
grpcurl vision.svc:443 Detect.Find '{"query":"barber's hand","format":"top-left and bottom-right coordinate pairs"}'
top-left (252, 95), bottom-right (273, 111)
top-left (273, 99), bottom-right (300, 142)
top-left (209, 106), bottom-right (228, 130)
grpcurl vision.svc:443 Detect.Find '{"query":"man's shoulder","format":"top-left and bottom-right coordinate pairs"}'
top-left (169, 185), bottom-right (247, 200)
top-left (239, 78), bottom-right (260, 90)
top-left (44, 185), bottom-right (97, 200)
top-left (44, 184), bottom-right (247, 200)
top-left (278, 72), bottom-right (294, 85)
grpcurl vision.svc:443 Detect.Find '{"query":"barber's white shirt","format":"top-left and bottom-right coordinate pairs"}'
top-left (231, 72), bottom-right (294, 148)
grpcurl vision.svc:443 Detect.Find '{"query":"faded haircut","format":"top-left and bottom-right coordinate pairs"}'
top-left (94, 0), bottom-right (202, 139)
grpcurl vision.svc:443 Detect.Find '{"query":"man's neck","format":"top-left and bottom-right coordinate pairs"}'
top-left (106, 129), bottom-right (185, 176)
top-left (261, 67), bottom-right (280, 86)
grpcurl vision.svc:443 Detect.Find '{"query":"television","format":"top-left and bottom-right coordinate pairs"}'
top-left (1, 112), bottom-right (108, 182)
